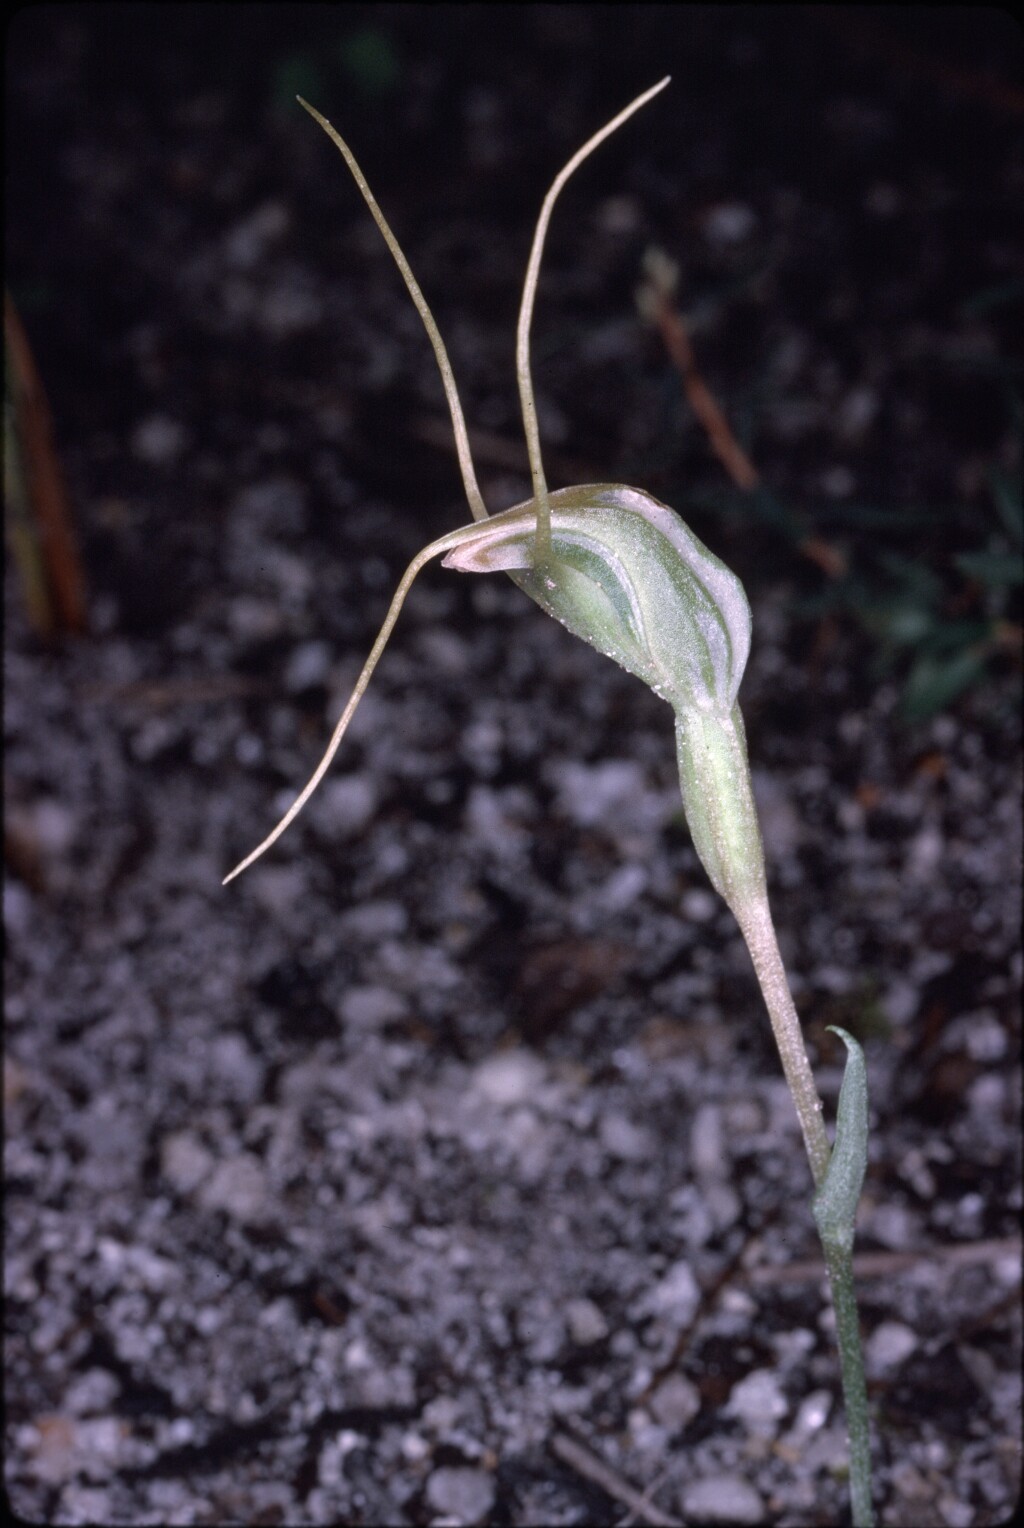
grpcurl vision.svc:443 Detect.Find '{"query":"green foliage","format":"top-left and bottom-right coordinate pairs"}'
top-left (775, 463), bottom-right (1023, 721)
top-left (271, 54), bottom-right (326, 113)
top-left (871, 470), bottom-right (1019, 719)
top-left (271, 26), bottom-right (400, 114)
top-left (338, 28), bottom-right (401, 97)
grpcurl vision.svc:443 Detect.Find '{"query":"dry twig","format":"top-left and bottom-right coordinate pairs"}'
top-left (550, 1430), bottom-right (682, 1528)
top-left (5, 292), bottom-right (87, 635)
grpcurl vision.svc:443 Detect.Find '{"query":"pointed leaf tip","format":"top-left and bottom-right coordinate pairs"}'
top-left (812, 1027), bottom-right (869, 1250)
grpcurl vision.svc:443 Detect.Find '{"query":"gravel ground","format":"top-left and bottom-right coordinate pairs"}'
top-left (5, 8), bottom-right (1021, 1525)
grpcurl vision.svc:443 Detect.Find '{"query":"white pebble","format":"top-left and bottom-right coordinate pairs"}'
top-left (726, 1368), bottom-right (788, 1433)
top-left (132, 414), bottom-right (186, 465)
top-left (565, 1297), bottom-right (608, 1347)
top-left (682, 888), bottom-right (717, 923)
top-left (649, 1373), bottom-right (700, 1430)
top-left (223, 200), bottom-right (289, 267)
top-left (681, 1474), bottom-right (764, 1524)
top-left (599, 1112), bottom-right (651, 1162)
top-left (701, 202), bottom-right (758, 246)
top-left (640, 1260), bottom-right (700, 1325)
top-left (339, 985), bottom-right (407, 1028)
top-left (690, 1103), bottom-right (724, 1179)
top-left (425, 1466), bottom-right (495, 1524)
top-left (197, 1154), bottom-right (270, 1226)
top-left (284, 640), bottom-right (333, 693)
top-left (866, 1320), bottom-right (918, 1373)
top-left (315, 775), bottom-right (378, 838)
top-left (471, 1050), bottom-right (545, 1107)
top-left (160, 1131), bottom-right (214, 1195)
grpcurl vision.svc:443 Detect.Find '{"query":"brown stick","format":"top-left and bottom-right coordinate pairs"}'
top-left (646, 288), bottom-right (761, 492)
top-left (640, 258), bottom-right (847, 577)
top-left (745, 1234), bottom-right (1021, 1287)
top-left (550, 1431), bottom-right (682, 1528)
top-left (5, 292), bottom-right (87, 634)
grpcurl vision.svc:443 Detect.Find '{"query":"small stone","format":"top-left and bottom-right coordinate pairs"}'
top-left (223, 200), bottom-right (289, 267)
top-left (751, 770), bottom-right (803, 860)
top-left (465, 785), bottom-right (529, 856)
top-left (883, 978), bottom-right (920, 1027)
top-left (649, 1373), bottom-right (700, 1430)
top-left (3, 881), bottom-right (33, 940)
top-left (208, 1033), bottom-right (265, 1105)
top-left (704, 1182), bottom-right (741, 1233)
top-left (681, 1474), bottom-right (764, 1524)
top-left (598, 193), bottom-right (641, 234)
top-left (962, 1010), bottom-right (1008, 1062)
top-left (821, 464), bottom-right (856, 498)
top-left (425, 1466), bottom-right (495, 1524)
top-left (808, 1429), bottom-right (866, 1484)
top-left (727, 1368), bottom-right (788, 1434)
top-left (639, 1260), bottom-right (700, 1325)
top-left (599, 1112), bottom-right (651, 1162)
top-left (315, 775), bottom-right (378, 839)
top-left (597, 863), bottom-right (647, 911)
top-left (837, 384), bottom-right (879, 442)
top-left (417, 627), bottom-right (470, 675)
top-left (867, 1201), bottom-right (919, 1250)
top-left (339, 899), bottom-right (409, 941)
top-left (232, 476), bottom-right (305, 537)
top-left (160, 1131), bottom-right (214, 1195)
top-left (471, 1050), bottom-right (545, 1107)
top-left (284, 639), bottom-right (333, 693)
top-left (939, 1495), bottom-right (979, 1528)
top-left (690, 1103), bottom-right (724, 1179)
top-left (681, 888), bottom-right (717, 923)
top-left (967, 1072), bottom-right (1006, 1121)
top-left (250, 865), bottom-right (307, 919)
top-left (785, 1388), bottom-right (832, 1442)
top-left (197, 1154), bottom-right (271, 1226)
top-left (29, 797), bottom-right (79, 859)
top-left (518, 1294), bottom-right (564, 1362)
top-left (565, 1297), bottom-right (608, 1347)
top-left (339, 985), bottom-right (407, 1028)
top-left (228, 596), bottom-right (284, 643)
top-left (258, 280), bottom-right (322, 339)
top-left (905, 825), bottom-right (944, 882)
top-left (64, 1368), bottom-right (122, 1416)
top-left (549, 759), bottom-right (647, 829)
top-left (866, 1321), bottom-right (918, 1374)
top-left (700, 201), bottom-right (758, 246)
top-left (132, 414), bottom-right (186, 465)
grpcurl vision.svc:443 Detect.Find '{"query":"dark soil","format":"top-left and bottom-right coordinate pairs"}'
top-left (5, 7), bottom-right (1021, 1525)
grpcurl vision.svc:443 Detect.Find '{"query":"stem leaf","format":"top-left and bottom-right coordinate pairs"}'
top-left (812, 1026), bottom-right (869, 1253)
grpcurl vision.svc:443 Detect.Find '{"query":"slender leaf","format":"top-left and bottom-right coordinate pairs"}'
top-left (812, 1026), bottom-right (869, 1254)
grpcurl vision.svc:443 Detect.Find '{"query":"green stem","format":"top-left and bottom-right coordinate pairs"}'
top-left (678, 714), bottom-right (873, 1521)
top-left (822, 1238), bottom-right (875, 1528)
top-left (737, 900), bottom-right (874, 1525)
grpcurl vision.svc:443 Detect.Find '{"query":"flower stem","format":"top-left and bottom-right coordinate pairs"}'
top-left (734, 895), bottom-right (831, 1188)
top-left (734, 895), bottom-right (874, 1527)
top-left (821, 1237), bottom-right (875, 1527)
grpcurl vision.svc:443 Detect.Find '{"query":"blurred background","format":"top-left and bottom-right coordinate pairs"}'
top-left (5, 7), bottom-right (1021, 1525)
